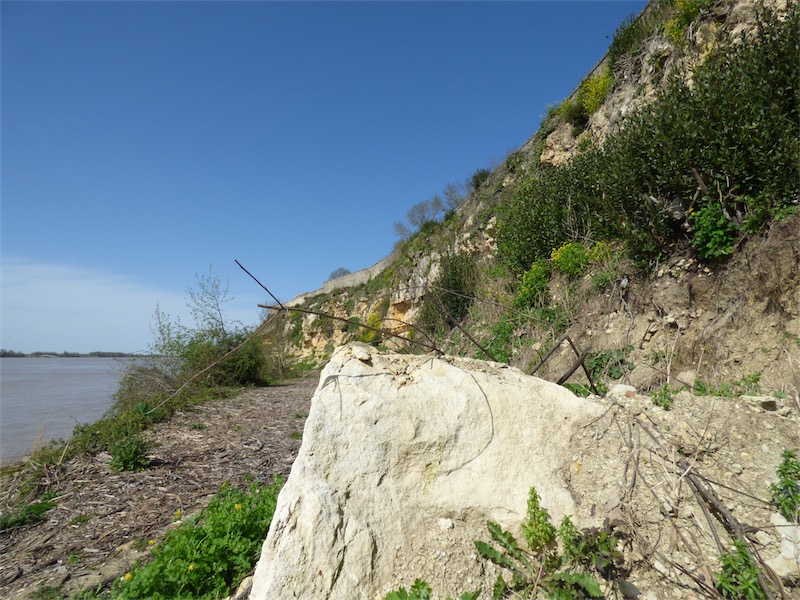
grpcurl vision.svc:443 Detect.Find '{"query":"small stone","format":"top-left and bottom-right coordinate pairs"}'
top-left (730, 463), bottom-right (743, 475)
top-left (353, 348), bottom-right (371, 362)
top-left (754, 530), bottom-right (772, 546)
top-left (437, 518), bottom-right (454, 531)
top-left (653, 560), bottom-right (668, 576)
top-left (609, 384), bottom-right (637, 398)
top-left (742, 395), bottom-right (778, 411)
top-left (777, 406), bottom-right (792, 417)
top-left (675, 390), bottom-right (694, 403)
top-left (676, 370), bottom-right (696, 388)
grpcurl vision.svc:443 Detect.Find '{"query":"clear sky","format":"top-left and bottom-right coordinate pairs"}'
top-left (1, 0), bottom-right (646, 354)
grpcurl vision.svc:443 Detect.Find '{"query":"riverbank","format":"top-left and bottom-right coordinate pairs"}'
top-left (0, 374), bottom-right (318, 599)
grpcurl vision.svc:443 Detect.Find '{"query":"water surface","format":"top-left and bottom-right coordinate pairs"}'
top-left (0, 357), bottom-right (132, 466)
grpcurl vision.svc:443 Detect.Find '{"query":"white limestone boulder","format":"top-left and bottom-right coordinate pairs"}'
top-left (250, 343), bottom-right (604, 599)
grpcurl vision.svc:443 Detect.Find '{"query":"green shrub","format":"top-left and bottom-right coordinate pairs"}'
top-left (497, 1), bottom-right (799, 272)
top-left (689, 203), bottom-right (739, 260)
top-left (116, 478), bottom-right (282, 600)
top-left (470, 168), bottom-right (492, 192)
top-left (586, 347), bottom-right (634, 381)
top-left (476, 318), bottom-right (516, 364)
top-left (651, 384), bottom-right (676, 409)
top-left (551, 242), bottom-right (590, 278)
top-left (383, 579), bottom-right (480, 600)
top-left (580, 67), bottom-right (614, 115)
top-left (475, 487), bottom-right (625, 599)
top-left (515, 260), bottom-right (551, 308)
top-left (666, 0), bottom-right (712, 45)
top-left (419, 254), bottom-right (477, 333)
top-left (715, 539), bottom-right (767, 600)
top-left (770, 449), bottom-right (800, 523)
top-left (109, 433), bottom-right (152, 472)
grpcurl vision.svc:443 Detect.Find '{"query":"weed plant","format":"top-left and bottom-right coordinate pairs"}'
top-left (715, 539), bottom-right (767, 600)
top-left (770, 449), bottom-right (800, 523)
top-left (106, 478), bottom-right (282, 600)
top-left (0, 491), bottom-right (58, 531)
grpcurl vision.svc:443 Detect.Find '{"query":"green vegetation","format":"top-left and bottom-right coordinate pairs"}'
top-left (770, 449), bottom-right (800, 523)
top-left (514, 260), bottom-right (551, 308)
top-left (689, 203), bottom-right (739, 260)
top-left (0, 491), bottom-right (58, 531)
top-left (476, 318), bottom-right (516, 364)
top-left (384, 580), bottom-right (479, 600)
top-left (715, 539), bottom-right (766, 600)
top-left (550, 242), bottom-right (590, 279)
top-left (77, 478), bottom-right (283, 600)
top-left (477, 488), bottom-right (626, 599)
top-left (586, 347), bottom-right (634, 382)
top-left (694, 372), bottom-right (762, 397)
top-left (419, 253), bottom-right (477, 334)
top-left (650, 384), bottom-right (676, 410)
top-left (385, 487), bottom-right (630, 600)
top-left (666, 0), bottom-right (712, 45)
top-left (498, 1), bottom-right (799, 272)
top-left (109, 433), bottom-right (152, 472)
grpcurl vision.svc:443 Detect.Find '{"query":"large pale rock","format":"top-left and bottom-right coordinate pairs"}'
top-left (250, 343), bottom-right (604, 600)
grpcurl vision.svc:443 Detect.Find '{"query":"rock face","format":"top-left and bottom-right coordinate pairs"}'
top-left (249, 343), bottom-right (605, 599)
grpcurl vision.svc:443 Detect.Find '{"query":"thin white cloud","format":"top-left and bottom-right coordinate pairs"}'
top-left (0, 257), bottom-right (193, 353)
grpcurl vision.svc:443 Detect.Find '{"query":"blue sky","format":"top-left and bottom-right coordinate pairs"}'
top-left (1, 0), bottom-right (646, 354)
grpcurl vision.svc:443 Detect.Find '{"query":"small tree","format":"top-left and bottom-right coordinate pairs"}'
top-left (443, 182), bottom-right (466, 211)
top-left (328, 267), bottom-right (351, 280)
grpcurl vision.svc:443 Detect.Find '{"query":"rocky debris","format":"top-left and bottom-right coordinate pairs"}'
top-left (249, 343), bottom-right (606, 599)
top-left (765, 513), bottom-right (800, 585)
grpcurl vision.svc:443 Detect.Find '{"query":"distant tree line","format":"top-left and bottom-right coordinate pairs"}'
top-left (0, 349), bottom-right (137, 358)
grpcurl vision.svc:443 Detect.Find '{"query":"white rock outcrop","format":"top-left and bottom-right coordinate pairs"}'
top-left (249, 343), bottom-right (604, 600)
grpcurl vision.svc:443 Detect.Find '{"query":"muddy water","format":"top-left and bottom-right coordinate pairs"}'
top-left (0, 357), bottom-right (132, 466)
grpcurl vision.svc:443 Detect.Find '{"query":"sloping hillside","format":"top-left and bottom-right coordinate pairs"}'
top-left (263, 0), bottom-right (799, 403)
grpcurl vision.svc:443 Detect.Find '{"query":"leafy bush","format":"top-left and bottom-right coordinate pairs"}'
top-left (689, 203), bottom-right (738, 260)
top-left (580, 67), bottom-right (614, 116)
top-left (515, 260), bottom-right (551, 308)
top-left (715, 539), bottom-right (767, 600)
top-left (497, 1), bottom-right (799, 273)
top-left (770, 449), bottom-right (800, 523)
top-left (666, 0), bottom-right (712, 45)
top-left (109, 433), bottom-right (152, 472)
top-left (419, 254), bottom-right (477, 333)
top-left (469, 168), bottom-right (492, 192)
top-left (476, 318), bottom-right (516, 364)
top-left (116, 478), bottom-right (282, 600)
top-left (651, 384), bottom-right (676, 409)
top-left (551, 242), bottom-right (590, 278)
top-left (586, 347), bottom-right (634, 381)
top-left (475, 487), bottom-right (628, 599)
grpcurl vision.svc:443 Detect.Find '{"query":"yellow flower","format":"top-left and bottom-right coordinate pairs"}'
top-left (234, 503), bottom-right (243, 511)
top-left (123, 572), bottom-right (132, 582)
top-left (188, 564), bottom-right (194, 571)
top-left (174, 509), bottom-right (182, 518)
top-left (148, 539), bottom-right (157, 546)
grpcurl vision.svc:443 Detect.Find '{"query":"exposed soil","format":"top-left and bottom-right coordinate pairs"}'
top-left (0, 373), bottom-right (319, 600)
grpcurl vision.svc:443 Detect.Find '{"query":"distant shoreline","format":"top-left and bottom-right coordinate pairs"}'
top-left (0, 351), bottom-right (145, 358)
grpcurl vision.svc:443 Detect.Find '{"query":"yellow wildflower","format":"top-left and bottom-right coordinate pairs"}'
top-left (148, 539), bottom-right (157, 546)
top-left (188, 564), bottom-right (194, 571)
top-left (123, 572), bottom-right (132, 582)
top-left (234, 503), bottom-right (243, 511)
